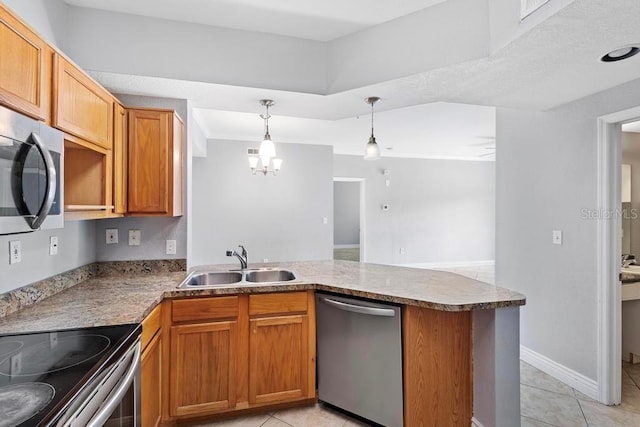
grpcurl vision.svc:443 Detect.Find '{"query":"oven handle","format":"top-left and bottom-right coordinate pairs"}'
top-left (27, 132), bottom-right (57, 230)
top-left (87, 342), bottom-right (141, 427)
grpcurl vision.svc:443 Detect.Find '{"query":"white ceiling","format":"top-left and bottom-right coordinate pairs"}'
top-left (62, 0), bottom-right (447, 41)
top-left (622, 121), bottom-right (640, 133)
top-left (193, 102), bottom-right (496, 160)
top-left (61, 0), bottom-right (640, 161)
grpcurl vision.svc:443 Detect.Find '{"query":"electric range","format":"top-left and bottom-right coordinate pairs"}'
top-left (0, 323), bottom-right (141, 427)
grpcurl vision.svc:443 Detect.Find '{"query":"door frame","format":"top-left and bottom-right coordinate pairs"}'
top-left (597, 105), bottom-right (640, 404)
top-left (333, 177), bottom-right (366, 262)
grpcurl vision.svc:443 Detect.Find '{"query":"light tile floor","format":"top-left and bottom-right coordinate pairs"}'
top-left (189, 264), bottom-right (640, 427)
top-left (187, 362), bottom-right (640, 427)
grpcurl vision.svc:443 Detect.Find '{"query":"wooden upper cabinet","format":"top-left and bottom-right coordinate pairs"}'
top-left (0, 4), bottom-right (51, 121)
top-left (53, 53), bottom-right (113, 148)
top-left (113, 102), bottom-right (127, 214)
top-left (128, 108), bottom-right (183, 216)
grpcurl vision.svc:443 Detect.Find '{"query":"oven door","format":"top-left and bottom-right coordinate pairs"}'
top-left (57, 339), bottom-right (141, 427)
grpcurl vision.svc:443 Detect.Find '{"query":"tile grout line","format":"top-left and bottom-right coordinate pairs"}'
top-left (575, 396), bottom-right (590, 427)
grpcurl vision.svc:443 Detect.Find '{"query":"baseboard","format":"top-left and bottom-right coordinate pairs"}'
top-left (397, 260), bottom-right (495, 269)
top-left (471, 417), bottom-right (485, 427)
top-left (520, 345), bottom-right (598, 400)
top-left (333, 244), bottom-right (360, 249)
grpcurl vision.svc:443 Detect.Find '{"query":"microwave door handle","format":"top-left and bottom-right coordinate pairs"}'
top-left (86, 342), bottom-right (141, 427)
top-left (27, 132), bottom-right (57, 230)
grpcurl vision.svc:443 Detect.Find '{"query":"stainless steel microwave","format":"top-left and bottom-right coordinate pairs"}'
top-left (0, 105), bottom-right (64, 235)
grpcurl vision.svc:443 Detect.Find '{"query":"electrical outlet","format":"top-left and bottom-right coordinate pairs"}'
top-left (128, 230), bottom-right (141, 246)
top-left (322, 217), bottom-right (328, 225)
top-left (106, 229), bottom-right (118, 244)
top-left (263, 258), bottom-right (269, 263)
top-left (49, 236), bottom-right (58, 256)
top-left (552, 230), bottom-right (562, 245)
top-left (400, 247), bottom-right (406, 255)
top-left (166, 240), bottom-right (177, 255)
top-left (9, 241), bottom-right (21, 264)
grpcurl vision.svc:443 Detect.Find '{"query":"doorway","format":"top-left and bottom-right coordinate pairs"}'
top-left (597, 105), bottom-right (640, 405)
top-left (333, 178), bottom-right (365, 262)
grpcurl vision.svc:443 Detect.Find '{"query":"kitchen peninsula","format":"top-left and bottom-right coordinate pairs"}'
top-left (0, 260), bottom-right (525, 426)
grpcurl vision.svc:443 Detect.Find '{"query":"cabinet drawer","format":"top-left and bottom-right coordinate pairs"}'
top-left (249, 292), bottom-right (308, 316)
top-left (141, 304), bottom-right (161, 351)
top-left (172, 296), bottom-right (238, 323)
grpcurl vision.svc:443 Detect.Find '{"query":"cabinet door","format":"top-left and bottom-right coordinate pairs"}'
top-left (170, 322), bottom-right (237, 417)
top-left (0, 4), bottom-right (51, 120)
top-left (141, 332), bottom-right (162, 427)
top-left (249, 315), bottom-right (309, 405)
top-left (113, 103), bottom-right (127, 214)
top-left (53, 54), bottom-right (113, 148)
top-left (128, 109), bottom-right (182, 216)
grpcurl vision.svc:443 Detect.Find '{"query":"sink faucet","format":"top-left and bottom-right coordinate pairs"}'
top-left (226, 245), bottom-right (248, 270)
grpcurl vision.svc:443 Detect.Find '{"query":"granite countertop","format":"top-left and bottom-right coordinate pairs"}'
top-left (0, 260), bottom-right (525, 334)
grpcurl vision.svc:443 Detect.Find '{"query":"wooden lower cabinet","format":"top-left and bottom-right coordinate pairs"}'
top-left (249, 314), bottom-right (309, 405)
top-left (169, 321), bottom-right (238, 417)
top-left (403, 305), bottom-right (472, 427)
top-left (164, 292), bottom-right (316, 423)
top-left (141, 331), bottom-right (162, 427)
top-left (141, 303), bottom-right (163, 427)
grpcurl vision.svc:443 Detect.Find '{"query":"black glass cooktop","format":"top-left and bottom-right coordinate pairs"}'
top-left (0, 324), bottom-right (140, 427)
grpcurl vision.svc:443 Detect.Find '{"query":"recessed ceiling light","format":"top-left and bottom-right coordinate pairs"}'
top-left (601, 45), bottom-right (640, 62)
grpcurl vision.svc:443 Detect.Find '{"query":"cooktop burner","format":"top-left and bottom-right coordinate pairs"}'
top-left (0, 324), bottom-right (140, 427)
top-left (0, 334), bottom-right (110, 377)
top-left (0, 382), bottom-right (55, 427)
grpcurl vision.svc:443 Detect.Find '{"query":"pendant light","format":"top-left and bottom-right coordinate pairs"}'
top-left (364, 96), bottom-right (381, 160)
top-left (249, 99), bottom-right (282, 176)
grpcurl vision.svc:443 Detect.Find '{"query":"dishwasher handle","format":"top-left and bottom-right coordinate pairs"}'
top-left (319, 297), bottom-right (396, 317)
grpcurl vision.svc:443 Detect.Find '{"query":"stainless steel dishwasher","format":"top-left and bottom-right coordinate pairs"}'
top-left (316, 292), bottom-right (403, 427)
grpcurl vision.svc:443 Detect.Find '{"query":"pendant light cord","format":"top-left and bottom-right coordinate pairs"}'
top-left (370, 101), bottom-right (375, 137)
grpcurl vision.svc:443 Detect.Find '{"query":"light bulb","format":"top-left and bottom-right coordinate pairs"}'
top-left (364, 136), bottom-right (381, 160)
top-left (248, 156), bottom-right (259, 169)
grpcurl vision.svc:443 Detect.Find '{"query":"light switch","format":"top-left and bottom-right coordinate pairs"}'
top-left (49, 236), bottom-right (58, 256)
top-left (9, 240), bottom-right (21, 264)
top-left (552, 230), bottom-right (562, 245)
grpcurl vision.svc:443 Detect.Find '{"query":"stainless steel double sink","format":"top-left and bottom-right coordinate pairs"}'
top-left (178, 268), bottom-right (297, 288)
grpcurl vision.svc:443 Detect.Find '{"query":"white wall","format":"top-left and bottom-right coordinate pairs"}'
top-left (0, 221), bottom-right (97, 294)
top-left (622, 132), bottom-right (640, 257)
top-left (496, 77), bottom-right (640, 382)
top-left (334, 155), bottom-right (495, 265)
top-left (4, 0), bottom-right (68, 48)
top-left (62, 6), bottom-right (327, 94)
top-left (333, 181), bottom-right (360, 246)
top-left (190, 140), bottom-right (333, 267)
top-left (95, 95), bottom-right (188, 262)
